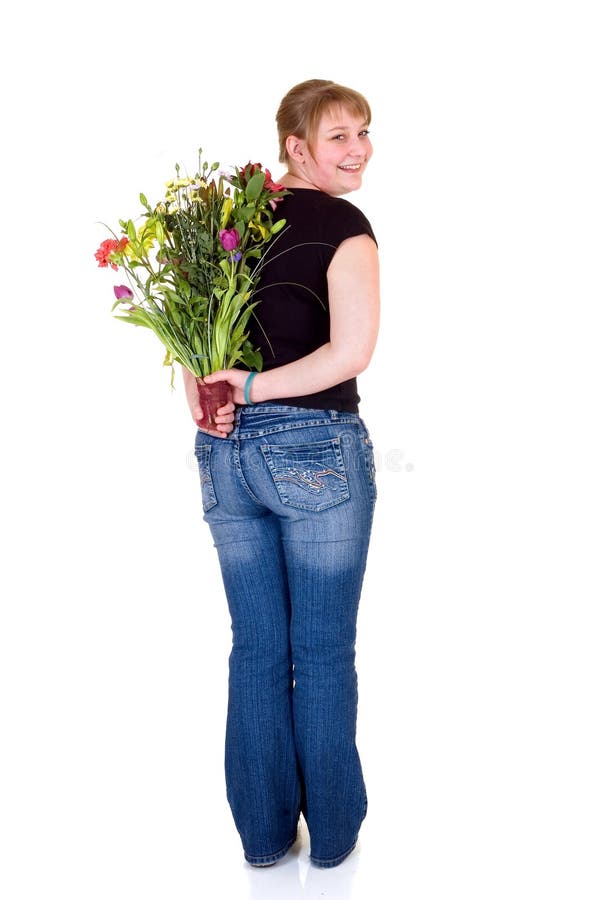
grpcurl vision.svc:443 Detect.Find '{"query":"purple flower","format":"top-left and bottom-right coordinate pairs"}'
top-left (232, 251), bottom-right (242, 262)
top-left (113, 284), bottom-right (134, 301)
top-left (219, 228), bottom-right (240, 251)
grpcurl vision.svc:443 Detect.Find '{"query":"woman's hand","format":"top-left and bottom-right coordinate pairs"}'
top-left (181, 366), bottom-right (236, 438)
top-left (196, 399), bottom-right (236, 438)
top-left (203, 368), bottom-right (255, 406)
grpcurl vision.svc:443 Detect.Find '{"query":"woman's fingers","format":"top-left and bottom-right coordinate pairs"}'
top-left (194, 399), bottom-right (236, 438)
top-left (215, 400), bottom-right (235, 417)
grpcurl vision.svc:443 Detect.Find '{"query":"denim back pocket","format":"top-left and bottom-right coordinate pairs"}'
top-left (194, 443), bottom-right (218, 512)
top-left (362, 435), bottom-right (378, 502)
top-left (261, 438), bottom-right (350, 511)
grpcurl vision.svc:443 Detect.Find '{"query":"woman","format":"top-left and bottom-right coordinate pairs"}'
top-left (182, 79), bottom-right (379, 869)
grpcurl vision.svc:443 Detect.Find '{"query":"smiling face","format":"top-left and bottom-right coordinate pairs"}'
top-left (286, 105), bottom-right (373, 196)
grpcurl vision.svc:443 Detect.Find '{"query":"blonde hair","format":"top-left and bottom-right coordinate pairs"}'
top-left (276, 79), bottom-right (372, 164)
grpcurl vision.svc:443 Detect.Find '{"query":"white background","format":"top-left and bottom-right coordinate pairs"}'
top-left (1, 1), bottom-right (597, 898)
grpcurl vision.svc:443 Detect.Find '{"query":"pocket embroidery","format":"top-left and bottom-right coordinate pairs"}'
top-left (261, 438), bottom-right (350, 511)
top-left (194, 443), bottom-right (218, 512)
top-left (363, 436), bottom-right (378, 499)
top-left (278, 466), bottom-right (346, 490)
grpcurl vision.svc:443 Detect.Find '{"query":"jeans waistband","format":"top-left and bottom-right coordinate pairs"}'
top-left (231, 404), bottom-right (363, 439)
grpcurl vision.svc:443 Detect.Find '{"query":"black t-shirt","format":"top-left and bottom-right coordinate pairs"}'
top-left (248, 188), bottom-right (377, 413)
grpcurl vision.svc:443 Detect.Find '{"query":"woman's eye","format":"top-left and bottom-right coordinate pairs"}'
top-left (330, 130), bottom-right (370, 141)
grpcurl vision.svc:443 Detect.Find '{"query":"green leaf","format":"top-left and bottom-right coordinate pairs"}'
top-left (113, 314), bottom-right (151, 328)
top-left (177, 279), bottom-right (191, 300)
top-left (164, 288), bottom-right (189, 305)
top-left (240, 204), bottom-right (256, 222)
top-left (241, 343), bottom-right (263, 371)
top-left (245, 172), bottom-right (265, 202)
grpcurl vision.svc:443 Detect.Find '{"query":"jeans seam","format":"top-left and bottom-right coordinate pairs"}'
top-left (239, 422), bottom-right (356, 438)
top-left (310, 839), bottom-right (358, 868)
top-left (244, 829), bottom-right (298, 866)
top-left (235, 414), bottom-right (364, 440)
top-left (232, 439), bottom-right (264, 506)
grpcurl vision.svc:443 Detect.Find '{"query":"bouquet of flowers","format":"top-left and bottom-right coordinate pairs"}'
top-left (94, 151), bottom-right (287, 427)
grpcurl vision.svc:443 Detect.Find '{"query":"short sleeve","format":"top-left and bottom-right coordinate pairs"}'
top-left (324, 197), bottom-right (377, 249)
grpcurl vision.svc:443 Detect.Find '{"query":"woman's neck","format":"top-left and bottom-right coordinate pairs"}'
top-left (278, 171), bottom-right (321, 191)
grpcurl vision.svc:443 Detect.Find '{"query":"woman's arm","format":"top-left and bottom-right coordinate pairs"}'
top-left (204, 233), bottom-right (380, 404)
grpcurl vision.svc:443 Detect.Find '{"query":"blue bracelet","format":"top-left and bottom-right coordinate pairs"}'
top-left (244, 371), bottom-right (257, 405)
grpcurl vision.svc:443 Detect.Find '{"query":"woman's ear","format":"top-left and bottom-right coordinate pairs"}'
top-left (285, 134), bottom-right (307, 164)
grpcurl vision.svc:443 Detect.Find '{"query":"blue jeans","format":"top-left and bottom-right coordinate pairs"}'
top-left (194, 404), bottom-right (377, 867)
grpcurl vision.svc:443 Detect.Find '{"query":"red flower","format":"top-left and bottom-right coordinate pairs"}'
top-left (239, 161), bottom-right (283, 193)
top-left (263, 167), bottom-right (285, 193)
top-left (240, 161), bottom-right (261, 181)
top-left (94, 237), bottom-right (129, 270)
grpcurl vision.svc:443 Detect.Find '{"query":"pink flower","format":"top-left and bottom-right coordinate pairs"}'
top-left (113, 284), bottom-right (134, 301)
top-left (219, 228), bottom-right (240, 251)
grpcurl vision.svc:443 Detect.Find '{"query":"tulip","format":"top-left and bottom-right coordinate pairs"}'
top-left (113, 284), bottom-right (134, 301)
top-left (219, 228), bottom-right (240, 251)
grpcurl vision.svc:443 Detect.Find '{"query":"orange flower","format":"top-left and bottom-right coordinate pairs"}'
top-left (94, 237), bottom-right (129, 270)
